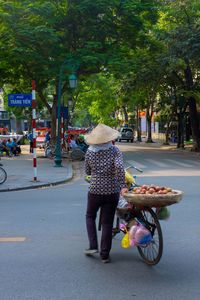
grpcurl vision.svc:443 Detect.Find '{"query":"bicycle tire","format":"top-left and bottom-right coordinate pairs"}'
top-left (0, 167), bottom-right (7, 184)
top-left (137, 207), bottom-right (163, 265)
top-left (71, 149), bottom-right (85, 161)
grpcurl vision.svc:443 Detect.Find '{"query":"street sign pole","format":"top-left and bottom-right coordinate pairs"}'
top-left (32, 80), bottom-right (37, 181)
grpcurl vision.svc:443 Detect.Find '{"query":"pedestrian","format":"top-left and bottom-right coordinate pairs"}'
top-left (45, 130), bottom-right (51, 143)
top-left (11, 138), bottom-right (21, 155)
top-left (0, 139), bottom-right (10, 156)
top-left (28, 132), bottom-right (33, 153)
top-left (6, 138), bottom-right (14, 155)
top-left (84, 124), bottom-right (128, 263)
top-left (77, 135), bottom-right (88, 153)
top-left (69, 134), bottom-right (78, 149)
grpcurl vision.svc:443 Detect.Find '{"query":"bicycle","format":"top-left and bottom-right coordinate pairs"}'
top-left (0, 165), bottom-right (7, 184)
top-left (113, 202), bottom-right (163, 265)
top-left (44, 141), bottom-right (68, 159)
top-left (99, 165), bottom-right (163, 265)
top-left (44, 141), bottom-right (56, 158)
top-left (44, 141), bottom-right (84, 160)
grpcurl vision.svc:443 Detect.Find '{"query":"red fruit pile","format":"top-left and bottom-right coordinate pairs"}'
top-left (132, 184), bottom-right (174, 195)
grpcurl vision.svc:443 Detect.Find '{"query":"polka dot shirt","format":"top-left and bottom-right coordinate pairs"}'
top-left (84, 146), bottom-right (126, 195)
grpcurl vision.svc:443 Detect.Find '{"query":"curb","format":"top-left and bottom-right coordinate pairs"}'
top-left (0, 172), bottom-right (74, 193)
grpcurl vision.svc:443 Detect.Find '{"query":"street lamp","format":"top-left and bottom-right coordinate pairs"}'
top-left (54, 60), bottom-right (78, 167)
top-left (69, 74), bottom-right (77, 89)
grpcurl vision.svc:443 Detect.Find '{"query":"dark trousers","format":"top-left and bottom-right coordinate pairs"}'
top-left (86, 192), bottom-right (119, 259)
top-left (30, 142), bottom-right (33, 153)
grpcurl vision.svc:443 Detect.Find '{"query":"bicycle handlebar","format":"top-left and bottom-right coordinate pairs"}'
top-left (125, 165), bottom-right (143, 173)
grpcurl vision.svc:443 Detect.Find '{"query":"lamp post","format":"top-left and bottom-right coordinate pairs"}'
top-left (69, 74), bottom-right (77, 89)
top-left (54, 61), bottom-right (78, 167)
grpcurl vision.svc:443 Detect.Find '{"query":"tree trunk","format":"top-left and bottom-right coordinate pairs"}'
top-left (146, 108), bottom-right (153, 143)
top-left (184, 63), bottom-right (200, 151)
top-left (177, 113), bottom-right (185, 149)
top-left (188, 97), bottom-right (200, 151)
top-left (122, 105), bottom-right (128, 124)
top-left (136, 109), bottom-right (142, 142)
top-left (164, 122), bottom-right (170, 145)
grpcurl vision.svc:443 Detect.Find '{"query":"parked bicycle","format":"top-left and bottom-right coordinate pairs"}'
top-left (0, 165), bottom-right (7, 184)
top-left (44, 141), bottom-right (85, 160)
top-left (44, 141), bottom-right (56, 158)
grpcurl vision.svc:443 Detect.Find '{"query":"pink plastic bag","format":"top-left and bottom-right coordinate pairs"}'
top-left (129, 222), bottom-right (152, 247)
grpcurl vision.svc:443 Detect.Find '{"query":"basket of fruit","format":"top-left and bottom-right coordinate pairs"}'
top-left (124, 185), bottom-right (183, 208)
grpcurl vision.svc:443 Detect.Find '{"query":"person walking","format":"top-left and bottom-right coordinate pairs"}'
top-left (28, 132), bottom-right (33, 153)
top-left (84, 124), bottom-right (128, 263)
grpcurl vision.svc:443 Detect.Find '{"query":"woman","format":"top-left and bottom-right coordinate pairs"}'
top-left (84, 124), bottom-right (128, 263)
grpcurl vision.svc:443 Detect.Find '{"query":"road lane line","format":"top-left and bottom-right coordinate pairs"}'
top-left (184, 159), bottom-right (200, 166)
top-left (145, 159), bottom-right (168, 168)
top-left (165, 159), bottom-right (193, 168)
top-left (0, 237), bottom-right (27, 242)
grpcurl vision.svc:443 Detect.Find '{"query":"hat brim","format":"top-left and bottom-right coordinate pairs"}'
top-left (85, 129), bottom-right (119, 145)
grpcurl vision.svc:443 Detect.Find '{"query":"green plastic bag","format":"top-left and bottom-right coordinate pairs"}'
top-left (157, 207), bottom-right (170, 220)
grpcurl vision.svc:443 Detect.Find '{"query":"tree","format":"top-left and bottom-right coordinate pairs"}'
top-left (0, 0), bottom-right (160, 137)
top-left (75, 74), bottom-right (120, 126)
top-left (156, 0), bottom-right (200, 150)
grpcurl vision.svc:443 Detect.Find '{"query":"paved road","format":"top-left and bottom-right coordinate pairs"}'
top-left (0, 144), bottom-right (199, 300)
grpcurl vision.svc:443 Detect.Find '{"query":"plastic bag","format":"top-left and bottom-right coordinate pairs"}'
top-left (121, 232), bottom-right (131, 248)
top-left (117, 196), bottom-right (128, 208)
top-left (84, 175), bottom-right (91, 183)
top-left (125, 171), bottom-right (135, 184)
top-left (129, 224), bottom-right (138, 247)
top-left (135, 224), bottom-right (152, 246)
top-left (129, 222), bottom-right (152, 247)
top-left (121, 225), bottom-right (130, 248)
top-left (156, 207), bottom-right (170, 220)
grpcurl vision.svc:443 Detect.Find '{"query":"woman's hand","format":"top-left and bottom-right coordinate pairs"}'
top-left (120, 187), bottom-right (129, 196)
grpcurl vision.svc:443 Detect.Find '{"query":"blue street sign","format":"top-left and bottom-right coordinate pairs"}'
top-left (8, 94), bottom-right (32, 107)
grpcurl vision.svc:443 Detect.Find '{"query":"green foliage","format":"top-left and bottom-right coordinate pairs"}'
top-left (75, 74), bottom-right (119, 126)
top-left (0, 0), bottom-right (199, 149)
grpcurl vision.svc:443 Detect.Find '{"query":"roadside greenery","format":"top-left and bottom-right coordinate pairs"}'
top-left (0, 0), bottom-right (200, 150)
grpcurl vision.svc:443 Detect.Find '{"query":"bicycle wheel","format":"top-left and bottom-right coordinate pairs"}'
top-left (71, 149), bottom-right (85, 161)
top-left (137, 207), bottom-right (163, 265)
top-left (0, 167), bottom-right (7, 184)
top-left (45, 147), bottom-right (52, 158)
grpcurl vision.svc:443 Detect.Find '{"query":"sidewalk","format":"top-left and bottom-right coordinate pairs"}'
top-left (131, 139), bottom-right (200, 155)
top-left (0, 146), bottom-right (73, 192)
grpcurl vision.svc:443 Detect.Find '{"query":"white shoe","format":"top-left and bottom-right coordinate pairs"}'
top-left (84, 248), bottom-right (98, 256)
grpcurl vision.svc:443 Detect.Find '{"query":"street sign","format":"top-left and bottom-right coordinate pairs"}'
top-left (8, 94), bottom-right (32, 107)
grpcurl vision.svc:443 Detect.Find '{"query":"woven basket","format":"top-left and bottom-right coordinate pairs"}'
top-left (123, 190), bottom-right (183, 208)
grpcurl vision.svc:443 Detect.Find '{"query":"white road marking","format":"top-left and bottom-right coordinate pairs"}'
top-left (0, 237), bottom-right (27, 242)
top-left (126, 160), bottom-right (147, 169)
top-left (145, 159), bottom-right (168, 168)
top-left (165, 159), bottom-right (193, 168)
top-left (126, 158), bottom-right (197, 169)
top-left (184, 159), bottom-right (200, 166)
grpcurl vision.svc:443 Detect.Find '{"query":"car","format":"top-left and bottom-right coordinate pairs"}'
top-left (118, 127), bottom-right (134, 142)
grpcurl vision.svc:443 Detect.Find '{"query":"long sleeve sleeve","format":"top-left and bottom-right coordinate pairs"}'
top-left (114, 148), bottom-right (126, 189)
top-left (84, 151), bottom-right (91, 175)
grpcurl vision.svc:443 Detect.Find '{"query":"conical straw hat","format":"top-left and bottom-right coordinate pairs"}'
top-left (85, 124), bottom-right (119, 145)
